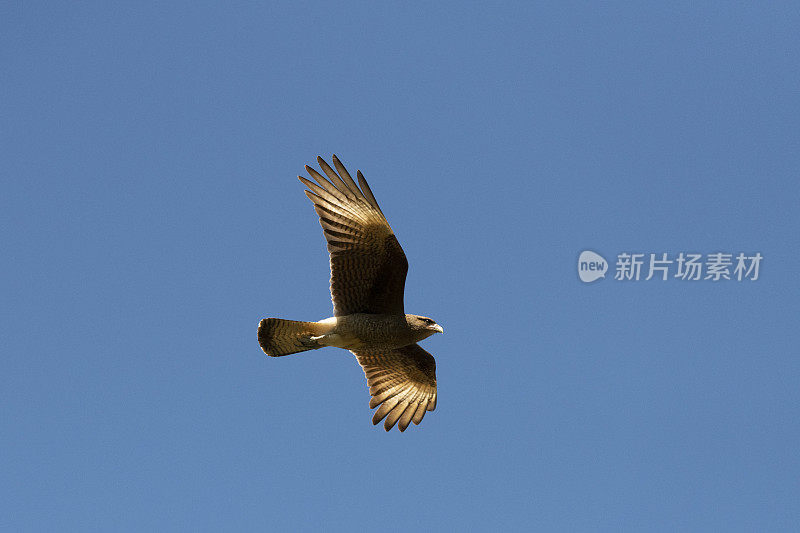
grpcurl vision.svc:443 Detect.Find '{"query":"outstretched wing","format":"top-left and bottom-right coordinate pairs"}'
top-left (353, 343), bottom-right (437, 432)
top-left (300, 155), bottom-right (408, 316)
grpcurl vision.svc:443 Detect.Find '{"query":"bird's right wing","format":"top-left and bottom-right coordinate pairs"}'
top-left (353, 343), bottom-right (437, 432)
top-left (299, 156), bottom-right (408, 317)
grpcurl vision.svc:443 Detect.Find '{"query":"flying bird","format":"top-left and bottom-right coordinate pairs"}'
top-left (258, 155), bottom-right (443, 432)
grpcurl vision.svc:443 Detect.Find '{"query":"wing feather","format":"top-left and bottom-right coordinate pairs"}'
top-left (411, 399), bottom-right (429, 425)
top-left (332, 154), bottom-right (361, 195)
top-left (304, 165), bottom-right (348, 202)
top-left (298, 176), bottom-right (347, 207)
top-left (357, 170), bottom-right (385, 217)
top-left (317, 156), bottom-right (358, 201)
top-left (397, 388), bottom-right (424, 432)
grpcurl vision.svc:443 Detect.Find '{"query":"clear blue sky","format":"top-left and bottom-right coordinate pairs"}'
top-left (3, 2), bottom-right (799, 531)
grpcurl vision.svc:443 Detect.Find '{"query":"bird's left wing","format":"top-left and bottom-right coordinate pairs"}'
top-left (353, 343), bottom-right (437, 432)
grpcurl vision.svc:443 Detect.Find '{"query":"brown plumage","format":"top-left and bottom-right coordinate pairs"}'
top-left (258, 155), bottom-right (442, 432)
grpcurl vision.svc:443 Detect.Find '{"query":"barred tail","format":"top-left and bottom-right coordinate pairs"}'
top-left (257, 318), bottom-right (326, 357)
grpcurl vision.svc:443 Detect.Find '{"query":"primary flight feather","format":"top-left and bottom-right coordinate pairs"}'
top-left (258, 155), bottom-right (442, 432)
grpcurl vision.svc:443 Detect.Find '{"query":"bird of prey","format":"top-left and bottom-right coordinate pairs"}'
top-left (258, 155), bottom-right (443, 432)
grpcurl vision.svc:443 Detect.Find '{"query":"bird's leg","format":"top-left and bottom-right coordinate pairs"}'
top-left (301, 335), bottom-right (323, 348)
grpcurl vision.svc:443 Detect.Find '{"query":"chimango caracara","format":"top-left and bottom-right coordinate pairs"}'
top-left (258, 155), bottom-right (443, 432)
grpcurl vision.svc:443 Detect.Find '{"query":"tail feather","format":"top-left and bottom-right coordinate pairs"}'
top-left (258, 318), bottom-right (326, 357)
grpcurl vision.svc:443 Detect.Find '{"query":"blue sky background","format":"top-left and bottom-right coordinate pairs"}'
top-left (3, 2), bottom-right (799, 531)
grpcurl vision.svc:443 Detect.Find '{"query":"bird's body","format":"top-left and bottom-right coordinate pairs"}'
top-left (260, 313), bottom-right (440, 353)
top-left (258, 155), bottom-right (442, 432)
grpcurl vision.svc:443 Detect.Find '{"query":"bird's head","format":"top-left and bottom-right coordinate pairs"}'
top-left (407, 314), bottom-right (444, 339)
